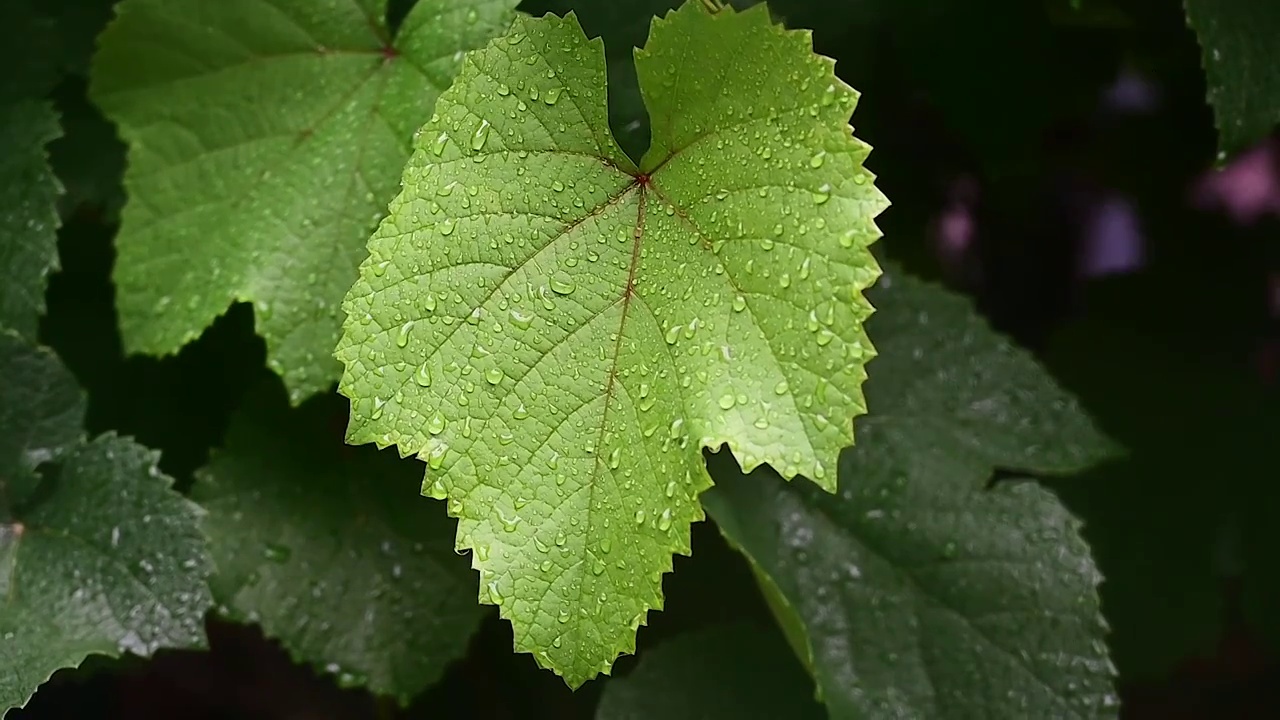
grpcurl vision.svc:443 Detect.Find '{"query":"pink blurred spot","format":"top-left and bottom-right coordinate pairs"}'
top-left (1192, 138), bottom-right (1280, 225)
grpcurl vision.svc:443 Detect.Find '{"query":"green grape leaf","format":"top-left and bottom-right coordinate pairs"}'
top-left (703, 267), bottom-right (1121, 719)
top-left (1, 333), bottom-right (212, 712)
top-left (514, 0), bottom-right (761, 159)
top-left (0, 103), bottom-right (62, 339)
top-left (336, 2), bottom-right (886, 685)
top-left (90, 0), bottom-right (520, 402)
top-left (0, 0), bottom-right (67, 339)
top-left (595, 622), bottom-right (825, 720)
top-left (0, 331), bottom-right (85, 503)
top-left (192, 382), bottom-right (484, 702)
top-left (1185, 0), bottom-right (1280, 159)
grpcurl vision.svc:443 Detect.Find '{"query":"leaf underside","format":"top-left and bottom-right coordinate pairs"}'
top-left (90, 0), bottom-right (519, 402)
top-left (337, 2), bottom-right (887, 686)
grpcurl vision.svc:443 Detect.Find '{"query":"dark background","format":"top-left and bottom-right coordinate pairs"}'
top-left (16, 0), bottom-right (1280, 717)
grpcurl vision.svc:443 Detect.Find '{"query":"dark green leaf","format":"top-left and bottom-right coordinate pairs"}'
top-left (704, 267), bottom-right (1121, 719)
top-left (192, 383), bottom-right (484, 702)
top-left (0, 102), bottom-right (63, 339)
top-left (1185, 0), bottom-right (1280, 159)
top-left (0, 330), bottom-right (84, 507)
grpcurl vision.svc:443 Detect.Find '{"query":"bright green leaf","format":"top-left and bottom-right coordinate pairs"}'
top-left (90, 0), bottom-right (520, 402)
top-left (595, 622), bottom-right (825, 720)
top-left (703, 267), bottom-right (1121, 718)
top-left (336, 2), bottom-right (886, 685)
top-left (192, 383), bottom-right (484, 702)
top-left (514, 0), bottom-right (755, 159)
top-left (514, 0), bottom-right (879, 159)
top-left (0, 333), bottom-right (212, 713)
top-left (1185, 0), bottom-right (1280, 159)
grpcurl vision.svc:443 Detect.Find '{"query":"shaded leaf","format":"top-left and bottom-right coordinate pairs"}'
top-left (704, 267), bottom-right (1120, 718)
top-left (1185, 0), bottom-right (1280, 159)
top-left (0, 334), bottom-right (211, 712)
top-left (192, 381), bottom-right (484, 702)
top-left (91, 0), bottom-right (520, 401)
top-left (0, 331), bottom-right (84, 507)
top-left (0, 103), bottom-right (62, 339)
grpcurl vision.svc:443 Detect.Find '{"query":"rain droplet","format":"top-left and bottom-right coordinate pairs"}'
top-left (263, 543), bottom-right (291, 563)
top-left (428, 412), bottom-right (447, 435)
top-left (471, 119), bottom-right (491, 150)
top-left (395, 321), bottom-right (413, 348)
top-left (668, 418), bottom-right (684, 439)
top-left (427, 444), bottom-right (447, 470)
top-left (509, 308), bottom-right (534, 330)
top-left (414, 364), bottom-right (432, 387)
top-left (485, 368), bottom-right (504, 385)
top-left (718, 393), bottom-right (736, 410)
top-left (549, 271), bottom-right (576, 295)
top-left (657, 509), bottom-right (672, 532)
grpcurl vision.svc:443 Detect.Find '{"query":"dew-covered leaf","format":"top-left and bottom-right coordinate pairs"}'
top-left (336, 2), bottom-right (886, 685)
top-left (192, 383), bottom-right (483, 702)
top-left (0, 331), bottom-right (85, 505)
top-left (1185, 0), bottom-right (1280, 159)
top-left (0, 0), bottom-right (67, 339)
top-left (0, 333), bottom-right (212, 713)
top-left (703, 267), bottom-right (1121, 718)
top-left (0, 103), bottom-right (62, 340)
top-left (90, 0), bottom-right (520, 402)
